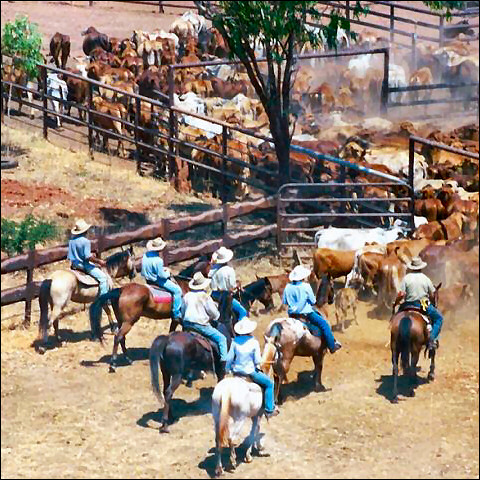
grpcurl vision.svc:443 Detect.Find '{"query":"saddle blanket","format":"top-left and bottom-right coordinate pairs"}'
top-left (147, 286), bottom-right (172, 304)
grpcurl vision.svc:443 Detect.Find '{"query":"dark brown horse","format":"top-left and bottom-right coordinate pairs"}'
top-left (262, 275), bottom-right (335, 403)
top-left (235, 277), bottom-right (275, 312)
top-left (89, 282), bottom-right (178, 372)
top-left (148, 292), bottom-right (235, 433)
top-left (389, 284), bottom-right (441, 403)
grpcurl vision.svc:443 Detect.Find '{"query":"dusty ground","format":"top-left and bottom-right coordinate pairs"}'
top-left (1, 264), bottom-right (479, 479)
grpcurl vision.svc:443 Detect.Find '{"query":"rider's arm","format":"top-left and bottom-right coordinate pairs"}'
top-left (252, 338), bottom-right (262, 370)
top-left (83, 240), bottom-right (106, 267)
top-left (305, 283), bottom-right (317, 305)
top-left (88, 255), bottom-right (106, 268)
top-left (393, 291), bottom-right (405, 307)
top-left (205, 295), bottom-right (220, 322)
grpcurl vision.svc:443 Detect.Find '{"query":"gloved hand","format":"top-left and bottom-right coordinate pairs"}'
top-left (164, 267), bottom-right (171, 278)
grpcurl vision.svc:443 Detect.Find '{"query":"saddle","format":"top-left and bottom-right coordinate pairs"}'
top-left (71, 269), bottom-right (100, 287)
top-left (289, 313), bottom-right (322, 337)
top-left (186, 331), bottom-right (221, 363)
top-left (146, 285), bottom-right (172, 304)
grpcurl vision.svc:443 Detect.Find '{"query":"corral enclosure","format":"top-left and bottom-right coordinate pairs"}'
top-left (1, 1), bottom-right (479, 479)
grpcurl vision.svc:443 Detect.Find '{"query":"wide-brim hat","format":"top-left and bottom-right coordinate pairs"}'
top-left (212, 246), bottom-right (234, 264)
top-left (234, 317), bottom-right (257, 335)
top-left (189, 271), bottom-right (211, 290)
top-left (71, 219), bottom-right (91, 235)
top-left (407, 256), bottom-right (427, 271)
top-left (289, 265), bottom-right (312, 282)
top-left (146, 237), bottom-right (167, 252)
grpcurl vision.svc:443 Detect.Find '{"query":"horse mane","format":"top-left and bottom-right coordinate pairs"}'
top-left (105, 250), bottom-right (130, 273)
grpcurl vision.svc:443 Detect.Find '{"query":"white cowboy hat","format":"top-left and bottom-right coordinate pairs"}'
top-left (146, 237), bottom-right (167, 252)
top-left (234, 317), bottom-right (257, 335)
top-left (71, 219), bottom-right (91, 235)
top-left (212, 246), bottom-right (234, 264)
top-left (289, 265), bottom-right (312, 282)
top-left (407, 256), bottom-right (427, 271)
top-left (189, 271), bottom-right (211, 290)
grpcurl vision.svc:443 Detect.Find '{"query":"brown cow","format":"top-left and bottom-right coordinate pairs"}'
top-left (82, 26), bottom-right (111, 56)
top-left (210, 77), bottom-right (248, 99)
top-left (49, 32), bottom-right (71, 69)
top-left (438, 283), bottom-right (474, 314)
top-left (375, 247), bottom-right (406, 312)
top-left (409, 66), bottom-right (433, 103)
top-left (64, 72), bottom-right (88, 120)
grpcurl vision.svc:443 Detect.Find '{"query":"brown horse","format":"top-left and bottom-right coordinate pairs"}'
top-left (389, 284), bottom-right (441, 403)
top-left (35, 246), bottom-right (136, 354)
top-left (89, 281), bottom-right (178, 372)
top-left (262, 275), bottom-right (335, 403)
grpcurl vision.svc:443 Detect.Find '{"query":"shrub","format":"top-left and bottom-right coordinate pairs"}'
top-left (1, 215), bottom-right (59, 256)
top-left (1, 15), bottom-right (43, 80)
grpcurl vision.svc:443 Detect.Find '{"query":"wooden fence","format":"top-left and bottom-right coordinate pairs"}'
top-left (1, 195), bottom-right (277, 325)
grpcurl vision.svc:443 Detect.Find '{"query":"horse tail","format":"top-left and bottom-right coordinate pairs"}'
top-left (38, 279), bottom-right (52, 340)
top-left (265, 321), bottom-right (282, 342)
top-left (149, 335), bottom-right (169, 405)
top-left (219, 387), bottom-right (231, 448)
top-left (89, 288), bottom-right (121, 342)
top-left (397, 315), bottom-right (412, 372)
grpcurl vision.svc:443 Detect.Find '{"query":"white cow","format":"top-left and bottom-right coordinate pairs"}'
top-left (389, 63), bottom-right (408, 104)
top-left (46, 72), bottom-right (68, 128)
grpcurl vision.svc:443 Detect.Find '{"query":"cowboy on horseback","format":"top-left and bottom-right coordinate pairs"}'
top-left (67, 219), bottom-right (110, 298)
top-left (225, 317), bottom-right (280, 419)
top-left (393, 256), bottom-right (444, 351)
top-left (181, 271), bottom-right (228, 377)
top-left (141, 237), bottom-right (183, 323)
top-left (208, 246), bottom-right (248, 323)
top-left (283, 265), bottom-right (342, 354)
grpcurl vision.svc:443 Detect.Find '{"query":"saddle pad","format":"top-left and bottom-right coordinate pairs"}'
top-left (188, 332), bottom-right (214, 353)
top-left (231, 376), bottom-right (262, 394)
top-left (71, 270), bottom-right (99, 286)
top-left (147, 286), bottom-right (172, 304)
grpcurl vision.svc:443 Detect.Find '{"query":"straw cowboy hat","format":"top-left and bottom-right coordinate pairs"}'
top-left (146, 237), bottom-right (167, 252)
top-left (407, 256), bottom-right (427, 271)
top-left (212, 246), bottom-right (234, 264)
top-left (189, 271), bottom-right (211, 290)
top-left (234, 317), bottom-right (257, 335)
top-left (71, 219), bottom-right (91, 235)
top-left (289, 265), bottom-right (312, 282)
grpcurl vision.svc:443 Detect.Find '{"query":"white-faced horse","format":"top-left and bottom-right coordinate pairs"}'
top-left (35, 246), bottom-right (136, 353)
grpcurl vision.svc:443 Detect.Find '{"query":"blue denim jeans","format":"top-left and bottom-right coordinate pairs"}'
top-left (305, 311), bottom-right (336, 352)
top-left (158, 278), bottom-right (183, 319)
top-left (182, 320), bottom-right (228, 361)
top-left (249, 370), bottom-right (275, 413)
top-left (401, 301), bottom-right (444, 341)
top-left (211, 291), bottom-right (248, 322)
top-left (83, 264), bottom-right (109, 296)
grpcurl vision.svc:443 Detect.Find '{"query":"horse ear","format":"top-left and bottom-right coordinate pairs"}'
top-left (129, 244), bottom-right (134, 255)
top-left (435, 282), bottom-right (442, 290)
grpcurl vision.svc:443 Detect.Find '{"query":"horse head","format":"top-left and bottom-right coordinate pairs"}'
top-left (433, 282), bottom-right (442, 307)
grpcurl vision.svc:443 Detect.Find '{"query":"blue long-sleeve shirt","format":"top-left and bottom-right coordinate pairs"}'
top-left (67, 234), bottom-right (92, 269)
top-left (141, 252), bottom-right (169, 283)
top-left (282, 281), bottom-right (316, 315)
top-left (225, 335), bottom-right (262, 375)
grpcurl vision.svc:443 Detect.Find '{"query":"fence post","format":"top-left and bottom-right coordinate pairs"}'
top-left (390, 4), bottom-right (395, 45)
top-left (411, 32), bottom-right (417, 71)
top-left (345, 0), bottom-right (350, 21)
top-left (162, 218), bottom-right (170, 266)
top-left (87, 81), bottom-right (94, 159)
top-left (24, 249), bottom-right (35, 327)
top-left (221, 203), bottom-right (229, 239)
top-left (380, 48), bottom-right (390, 115)
top-left (89, 1), bottom-right (93, 6)
top-left (439, 15), bottom-right (445, 47)
top-left (41, 65), bottom-right (48, 139)
top-left (167, 66), bottom-right (176, 184)
top-left (276, 190), bottom-right (284, 262)
top-left (408, 137), bottom-right (416, 232)
top-left (158, 1), bottom-right (164, 13)
top-left (221, 125), bottom-right (228, 205)
top-left (134, 96), bottom-right (140, 173)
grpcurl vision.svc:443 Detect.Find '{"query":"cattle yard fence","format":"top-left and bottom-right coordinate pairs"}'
top-left (1, 195), bottom-right (277, 326)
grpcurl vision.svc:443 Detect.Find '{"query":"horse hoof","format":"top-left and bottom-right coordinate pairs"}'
top-left (245, 451), bottom-right (253, 463)
top-left (427, 373), bottom-right (435, 382)
top-left (159, 424), bottom-right (170, 434)
top-left (391, 397), bottom-right (399, 404)
top-left (214, 466), bottom-right (224, 477)
top-left (36, 346), bottom-right (46, 355)
top-left (315, 384), bottom-right (327, 393)
top-left (108, 365), bottom-right (116, 373)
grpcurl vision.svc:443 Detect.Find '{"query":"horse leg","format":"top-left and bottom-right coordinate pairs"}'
top-left (103, 304), bottom-right (118, 334)
top-left (313, 349), bottom-right (328, 392)
top-left (160, 373), bottom-right (182, 433)
top-left (214, 422), bottom-right (224, 477)
top-left (169, 318), bottom-right (179, 333)
top-left (273, 372), bottom-right (282, 405)
top-left (245, 416), bottom-right (259, 463)
top-left (427, 347), bottom-right (436, 382)
top-left (109, 320), bottom-right (133, 373)
top-left (392, 348), bottom-right (400, 404)
top-left (408, 348), bottom-right (420, 397)
top-left (227, 440), bottom-right (236, 471)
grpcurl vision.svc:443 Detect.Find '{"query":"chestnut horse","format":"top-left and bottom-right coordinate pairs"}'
top-left (389, 283), bottom-right (441, 403)
top-left (262, 275), bottom-right (335, 403)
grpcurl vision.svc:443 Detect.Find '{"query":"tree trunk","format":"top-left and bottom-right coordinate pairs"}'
top-left (269, 112), bottom-right (291, 186)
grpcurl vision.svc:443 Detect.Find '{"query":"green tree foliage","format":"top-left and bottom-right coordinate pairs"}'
top-left (1, 15), bottom-right (43, 80)
top-left (1, 215), bottom-right (59, 256)
top-left (423, 1), bottom-right (466, 20)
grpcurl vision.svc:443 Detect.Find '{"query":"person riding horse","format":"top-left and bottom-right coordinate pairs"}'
top-left (225, 317), bottom-right (280, 419)
top-left (181, 272), bottom-right (228, 378)
top-left (67, 219), bottom-right (110, 298)
top-left (283, 265), bottom-right (342, 354)
top-left (208, 246), bottom-right (248, 323)
top-left (140, 237), bottom-right (183, 323)
top-left (393, 256), bottom-right (444, 351)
